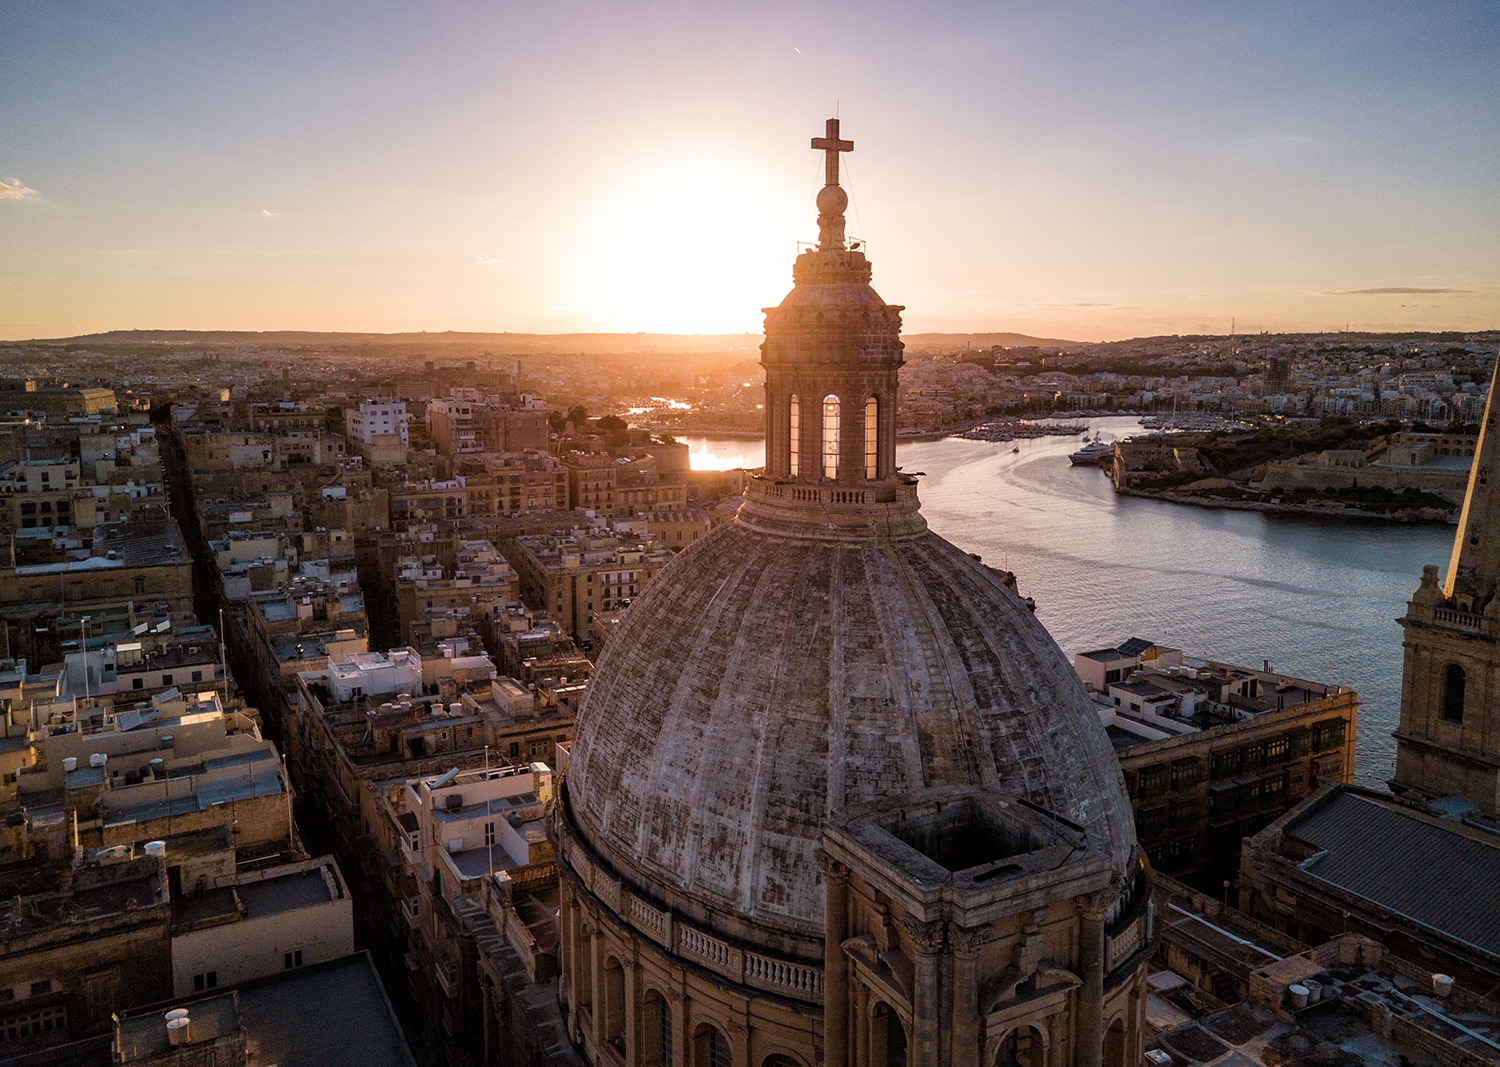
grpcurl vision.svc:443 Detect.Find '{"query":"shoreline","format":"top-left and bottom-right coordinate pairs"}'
top-left (1114, 485), bottom-right (1456, 525)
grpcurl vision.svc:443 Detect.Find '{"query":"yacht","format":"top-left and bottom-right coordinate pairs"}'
top-left (1069, 440), bottom-right (1114, 466)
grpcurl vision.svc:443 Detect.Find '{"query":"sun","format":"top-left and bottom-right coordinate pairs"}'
top-left (571, 159), bottom-right (804, 334)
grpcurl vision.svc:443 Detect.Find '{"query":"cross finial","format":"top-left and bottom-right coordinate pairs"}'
top-left (811, 118), bottom-right (853, 188)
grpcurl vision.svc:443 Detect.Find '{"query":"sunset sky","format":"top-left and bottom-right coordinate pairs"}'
top-left (2, 2), bottom-right (1497, 342)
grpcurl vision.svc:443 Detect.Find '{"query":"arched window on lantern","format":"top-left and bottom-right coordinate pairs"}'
top-left (822, 395), bottom-right (840, 479)
top-left (788, 394), bottom-right (800, 477)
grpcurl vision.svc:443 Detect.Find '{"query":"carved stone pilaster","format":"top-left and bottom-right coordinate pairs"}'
top-left (898, 916), bottom-right (946, 956)
top-left (815, 849), bottom-right (850, 884)
top-left (949, 926), bottom-right (988, 960)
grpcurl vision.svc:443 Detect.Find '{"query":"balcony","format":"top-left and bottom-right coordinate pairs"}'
top-left (434, 959), bottom-right (460, 999)
top-left (400, 897), bottom-right (420, 928)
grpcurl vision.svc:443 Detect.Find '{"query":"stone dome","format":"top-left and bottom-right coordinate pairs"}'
top-left (564, 513), bottom-right (1138, 955)
top-left (561, 117), bottom-right (1137, 964)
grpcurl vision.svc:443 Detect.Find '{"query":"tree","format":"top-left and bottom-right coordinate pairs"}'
top-left (567, 405), bottom-right (589, 427)
top-left (597, 414), bottom-right (628, 433)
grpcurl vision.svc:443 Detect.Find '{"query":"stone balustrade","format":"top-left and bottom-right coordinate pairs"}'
top-left (566, 834), bottom-right (823, 1003)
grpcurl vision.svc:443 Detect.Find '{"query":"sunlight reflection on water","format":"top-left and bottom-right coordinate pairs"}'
top-left (680, 421), bottom-right (1452, 785)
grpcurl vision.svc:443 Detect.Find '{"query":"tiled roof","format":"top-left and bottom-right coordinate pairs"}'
top-left (1287, 790), bottom-right (1500, 958)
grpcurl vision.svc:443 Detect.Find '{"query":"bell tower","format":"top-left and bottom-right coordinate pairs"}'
top-left (1393, 356), bottom-right (1500, 813)
top-left (758, 119), bottom-right (906, 501)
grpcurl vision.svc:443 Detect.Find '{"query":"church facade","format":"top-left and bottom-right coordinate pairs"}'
top-left (552, 121), bottom-right (1156, 1067)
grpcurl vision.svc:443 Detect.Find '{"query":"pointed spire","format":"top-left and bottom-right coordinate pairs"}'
top-left (1444, 355), bottom-right (1500, 612)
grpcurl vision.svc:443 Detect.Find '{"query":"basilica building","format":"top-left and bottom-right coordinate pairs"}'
top-left (552, 121), bottom-right (1156, 1067)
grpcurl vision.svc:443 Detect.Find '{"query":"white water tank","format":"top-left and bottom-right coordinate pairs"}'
top-left (1434, 973), bottom-right (1454, 997)
top-left (166, 1016), bottom-right (190, 1046)
top-left (62, 757), bottom-right (78, 773)
top-left (450, 703), bottom-right (463, 717)
top-left (88, 753), bottom-right (108, 768)
top-left (144, 841), bottom-right (167, 859)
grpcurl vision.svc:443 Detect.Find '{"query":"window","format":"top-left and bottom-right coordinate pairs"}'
top-left (85, 975), bottom-right (112, 1021)
top-left (134, 576), bottom-right (145, 594)
top-left (132, 678), bottom-right (143, 690)
top-left (283, 949), bottom-right (303, 970)
top-left (509, 742), bottom-right (520, 759)
top-left (1211, 750), bottom-right (1240, 780)
top-left (647, 992), bottom-right (672, 1067)
top-left (161, 674), bottom-right (172, 687)
top-left (1312, 719), bottom-right (1346, 751)
top-left (1136, 764), bottom-right (1167, 799)
top-left (788, 395), bottom-right (800, 477)
top-left (1136, 806), bottom-right (1166, 838)
top-left (1314, 755), bottom-right (1344, 780)
top-left (1170, 759), bottom-right (1199, 790)
top-left (864, 396), bottom-right (879, 478)
top-left (1240, 743), bottom-right (1265, 770)
top-left (1170, 799), bottom-right (1198, 828)
top-left (822, 395), bottom-right (840, 479)
top-left (1443, 663), bottom-right (1466, 723)
top-left (28, 982), bottom-right (48, 998)
top-left (0, 1007), bottom-right (66, 1043)
top-left (1167, 836), bottom-right (1197, 861)
top-left (1265, 737), bottom-right (1289, 763)
top-left (602, 958), bottom-right (626, 1049)
top-left (191, 670), bottom-right (203, 683)
top-left (695, 1024), bottom-right (731, 1067)
top-left (192, 971), bottom-right (218, 993)
top-left (484, 821), bottom-right (496, 847)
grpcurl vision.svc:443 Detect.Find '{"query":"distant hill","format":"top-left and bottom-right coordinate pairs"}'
top-left (27, 329), bottom-right (764, 356)
top-left (902, 332), bottom-right (1079, 351)
top-left (27, 328), bottom-right (1076, 355)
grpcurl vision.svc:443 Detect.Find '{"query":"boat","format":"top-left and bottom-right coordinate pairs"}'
top-left (1069, 440), bottom-right (1113, 466)
top-left (1011, 446), bottom-right (1020, 454)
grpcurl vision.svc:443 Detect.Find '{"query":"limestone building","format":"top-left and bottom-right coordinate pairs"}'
top-left (552, 121), bottom-right (1154, 1067)
top-left (1392, 356), bottom-right (1500, 812)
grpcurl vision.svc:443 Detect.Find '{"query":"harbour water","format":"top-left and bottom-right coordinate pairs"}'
top-left (680, 419), bottom-right (1458, 787)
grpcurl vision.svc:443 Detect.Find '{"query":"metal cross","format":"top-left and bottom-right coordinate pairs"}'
top-left (811, 118), bottom-right (853, 187)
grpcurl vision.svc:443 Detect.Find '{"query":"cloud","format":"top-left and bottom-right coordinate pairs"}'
top-left (259, 208), bottom-right (279, 218)
top-left (0, 179), bottom-right (40, 202)
top-left (1324, 286), bottom-right (1470, 296)
top-left (475, 255), bottom-right (503, 265)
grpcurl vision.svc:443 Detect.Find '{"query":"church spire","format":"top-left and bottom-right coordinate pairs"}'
top-left (1444, 355), bottom-right (1500, 613)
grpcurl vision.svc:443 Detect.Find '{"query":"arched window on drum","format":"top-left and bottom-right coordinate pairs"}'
top-left (864, 395), bottom-right (880, 478)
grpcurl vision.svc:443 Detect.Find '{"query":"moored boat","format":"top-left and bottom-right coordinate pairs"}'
top-left (1069, 440), bottom-right (1113, 466)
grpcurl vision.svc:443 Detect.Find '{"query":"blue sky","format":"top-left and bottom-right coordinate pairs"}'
top-left (2, 1), bottom-right (1497, 340)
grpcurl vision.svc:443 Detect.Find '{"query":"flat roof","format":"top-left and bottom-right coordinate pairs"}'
top-left (236, 867), bottom-right (338, 919)
top-left (236, 952), bottom-right (415, 1067)
top-left (1286, 789), bottom-right (1500, 959)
